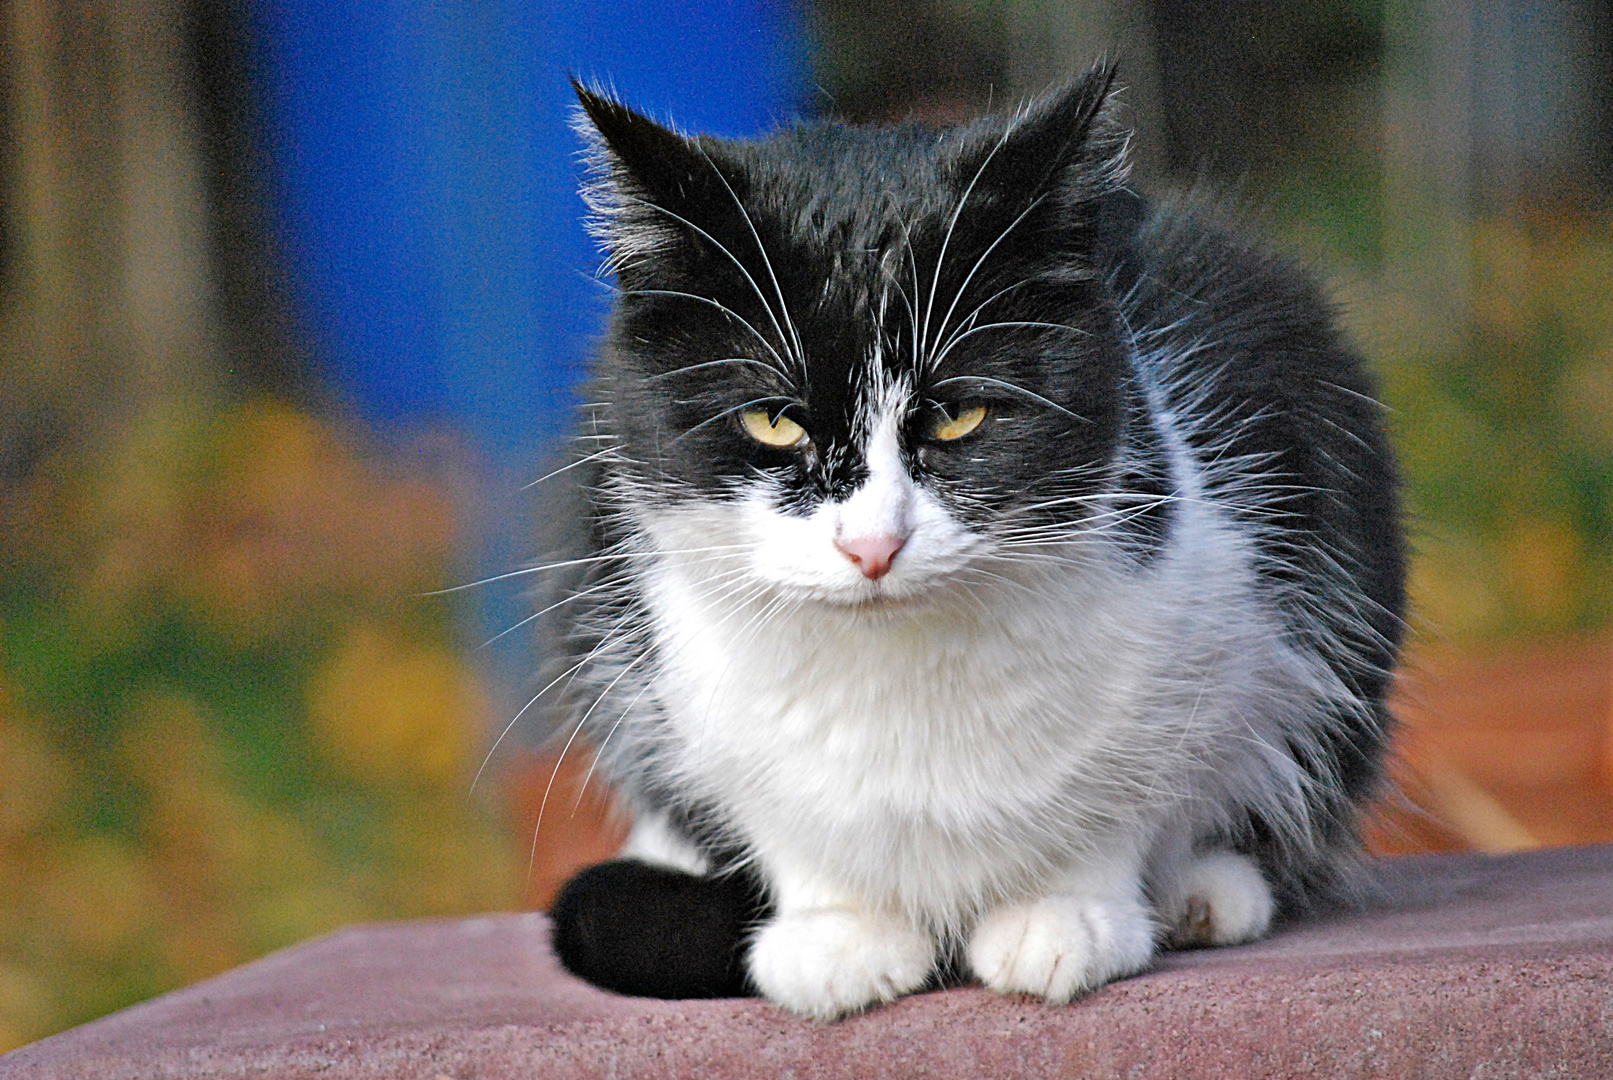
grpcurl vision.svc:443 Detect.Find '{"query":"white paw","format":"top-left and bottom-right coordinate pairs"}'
top-left (747, 908), bottom-right (934, 1020)
top-left (1165, 851), bottom-right (1274, 947)
top-left (967, 892), bottom-right (1155, 1003)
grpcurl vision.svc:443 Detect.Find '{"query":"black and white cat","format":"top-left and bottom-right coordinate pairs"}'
top-left (545, 65), bottom-right (1404, 1019)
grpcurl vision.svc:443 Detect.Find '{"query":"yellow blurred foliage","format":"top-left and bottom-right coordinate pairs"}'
top-left (82, 405), bottom-right (205, 617)
top-left (1557, 340), bottom-right (1613, 454)
top-left (1471, 219), bottom-right (1538, 347)
top-left (33, 838), bottom-right (155, 956)
top-left (1501, 518), bottom-right (1586, 623)
top-left (1405, 532), bottom-right (1501, 640)
top-left (181, 402), bottom-right (459, 640)
top-left (116, 696), bottom-right (358, 985)
top-left (0, 963), bottom-right (49, 1060)
top-left (0, 687), bottom-right (64, 848)
top-left (1471, 215), bottom-right (1613, 351)
top-left (308, 624), bottom-right (484, 788)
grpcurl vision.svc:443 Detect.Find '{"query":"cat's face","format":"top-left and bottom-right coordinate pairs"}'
top-left (578, 73), bottom-right (1138, 606)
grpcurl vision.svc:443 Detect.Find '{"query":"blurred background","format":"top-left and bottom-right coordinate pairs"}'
top-left (0, 0), bottom-right (1609, 1050)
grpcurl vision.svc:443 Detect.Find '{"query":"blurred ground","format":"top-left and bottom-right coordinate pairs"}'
top-left (1371, 634), bottom-right (1613, 855)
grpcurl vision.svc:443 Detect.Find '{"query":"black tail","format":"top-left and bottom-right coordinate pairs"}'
top-left (549, 859), bottom-right (770, 999)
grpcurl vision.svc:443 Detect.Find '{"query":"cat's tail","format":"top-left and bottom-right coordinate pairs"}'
top-left (549, 859), bottom-right (770, 998)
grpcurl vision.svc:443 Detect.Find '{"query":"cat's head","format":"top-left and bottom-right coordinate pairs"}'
top-left (575, 66), bottom-right (1144, 607)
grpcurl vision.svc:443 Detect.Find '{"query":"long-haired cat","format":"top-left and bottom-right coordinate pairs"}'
top-left (544, 64), bottom-right (1404, 1020)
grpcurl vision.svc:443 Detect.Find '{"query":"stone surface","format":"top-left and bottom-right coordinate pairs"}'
top-left (5, 846), bottom-right (1612, 1079)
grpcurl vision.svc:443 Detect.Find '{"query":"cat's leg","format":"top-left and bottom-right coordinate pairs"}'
top-left (967, 849), bottom-right (1157, 1002)
top-left (1156, 847), bottom-right (1274, 948)
top-left (747, 864), bottom-right (935, 1020)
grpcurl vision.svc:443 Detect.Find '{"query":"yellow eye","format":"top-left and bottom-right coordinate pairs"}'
top-left (739, 407), bottom-right (808, 448)
top-left (928, 402), bottom-right (986, 442)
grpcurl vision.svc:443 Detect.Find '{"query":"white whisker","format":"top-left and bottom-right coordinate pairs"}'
top-left (617, 286), bottom-right (793, 376)
top-left (930, 193), bottom-right (1049, 370)
top-left (617, 192), bottom-right (796, 371)
top-left (521, 446), bottom-right (622, 491)
top-left (922, 122), bottom-right (1015, 362)
top-left (694, 143), bottom-right (806, 372)
top-left (931, 372), bottom-right (1090, 423)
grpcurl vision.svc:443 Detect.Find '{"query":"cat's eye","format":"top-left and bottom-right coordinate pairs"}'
top-left (926, 402), bottom-right (987, 442)
top-left (739, 407), bottom-right (808, 448)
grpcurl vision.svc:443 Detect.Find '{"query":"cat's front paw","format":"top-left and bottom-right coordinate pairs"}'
top-left (968, 892), bottom-right (1155, 1003)
top-left (747, 908), bottom-right (934, 1020)
top-left (1165, 850), bottom-right (1274, 948)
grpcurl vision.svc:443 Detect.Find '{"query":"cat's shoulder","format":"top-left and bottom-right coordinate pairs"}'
top-left (1104, 191), bottom-right (1339, 343)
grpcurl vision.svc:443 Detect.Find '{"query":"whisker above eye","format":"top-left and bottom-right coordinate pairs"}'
top-left (647, 357), bottom-right (791, 383)
top-left (922, 122), bottom-right (1015, 362)
top-left (669, 395), bottom-right (798, 445)
top-left (880, 195), bottom-right (926, 375)
top-left (928, 319), bottom-right (1093, 373)
top-left (930, 193), bottom-right (1050, 371)
top-left (930, 374), bottom-right (1090, 423)
top-left (617, 193), bottom-right (800, 375)
top-left (618, 287), bottom-right (793, 375)
top-left (693, 142), bottom-right (806, 374)
top-left (934, 277), bottom-right (1035, 357)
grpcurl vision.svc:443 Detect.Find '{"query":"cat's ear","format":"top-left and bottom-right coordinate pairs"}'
top-left (572, 82), bottom-right (735, 280)
top-left (958, 62), bottom-right (1129, 208)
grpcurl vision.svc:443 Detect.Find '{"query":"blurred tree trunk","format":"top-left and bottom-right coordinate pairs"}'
top-left (1, 0), bottom-right (214, 484)
top-left (0, 0), bottom-right (316, 507)
top-left (1380, 0), bottom-right (1613, 351)
top-left (997, 0), bottom-right (1166, 184)
top-left (1382, 0), bottom-right (1476, 351)
top-left (807, 0), bottom-right (1163, 181)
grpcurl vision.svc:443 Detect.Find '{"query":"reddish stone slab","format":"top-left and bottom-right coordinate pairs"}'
top-left (6, 847), bottom-right (1612, 1079)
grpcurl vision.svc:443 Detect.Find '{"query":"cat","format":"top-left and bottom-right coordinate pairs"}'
top-left (543, 63), bottom-right (1405, 1020)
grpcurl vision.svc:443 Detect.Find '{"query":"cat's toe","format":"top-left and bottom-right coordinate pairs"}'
top-left (968, 893), bottom-right (1155, 1003)
top-left (747, 908), bottom-right (934, 1020)
top-left (1165, 851), bottom-right (1274, 948)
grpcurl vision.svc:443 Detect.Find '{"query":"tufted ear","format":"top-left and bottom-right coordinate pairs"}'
top-left (954, 62), bottom-right (1130, 211)
top-left (572, 82), bottom-right (742, 282)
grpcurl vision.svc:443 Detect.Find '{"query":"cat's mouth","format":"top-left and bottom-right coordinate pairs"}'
top-left (809, 574), bottom-right (949, 613)
top-left (848, 590), bottom-right (912, 610)
top-left (786, 542), bottom-right (994, 612)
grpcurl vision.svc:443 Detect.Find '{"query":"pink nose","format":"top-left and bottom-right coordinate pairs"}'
top-left (835, 534), bottom-right (906, 580)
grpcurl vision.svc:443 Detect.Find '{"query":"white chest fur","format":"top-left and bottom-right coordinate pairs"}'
top-left (631, 494), bottom-right (1319, 926)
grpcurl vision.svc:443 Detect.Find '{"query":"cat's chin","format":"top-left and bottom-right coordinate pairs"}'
top-left (843, 590), bottom-right (928, 612)
top-left (792, 578), bottom-right (951, 613)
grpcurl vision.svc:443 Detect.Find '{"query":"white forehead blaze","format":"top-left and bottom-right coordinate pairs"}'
top-left (834, 401), bottom-right (913, 544)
